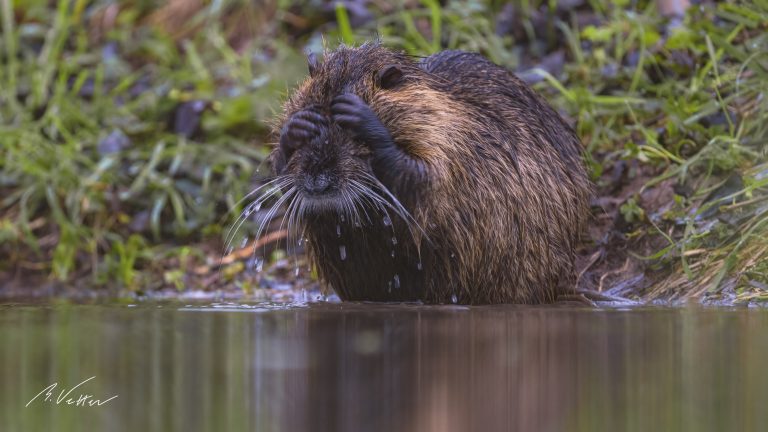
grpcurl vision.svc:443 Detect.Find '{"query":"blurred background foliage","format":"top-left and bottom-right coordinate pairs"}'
top-left (0, 0), bottom-right (766, 302)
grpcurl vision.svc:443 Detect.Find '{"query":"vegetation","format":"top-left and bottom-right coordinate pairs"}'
top-left (0, 0), bottom-right (766, 303)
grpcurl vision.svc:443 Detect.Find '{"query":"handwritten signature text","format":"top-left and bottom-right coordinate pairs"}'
top-left (26, 376), bottom-right (118, 408)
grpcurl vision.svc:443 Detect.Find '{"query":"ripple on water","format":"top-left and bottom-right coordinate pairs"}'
top-left (180, 302), bottom-right (311, 313)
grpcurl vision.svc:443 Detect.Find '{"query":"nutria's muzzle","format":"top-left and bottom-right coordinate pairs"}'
top-left (303, 172), bottom-right (333, 196)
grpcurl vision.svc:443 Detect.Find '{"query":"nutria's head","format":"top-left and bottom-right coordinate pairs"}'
top-left (271, 43), bottom-right (428, 216)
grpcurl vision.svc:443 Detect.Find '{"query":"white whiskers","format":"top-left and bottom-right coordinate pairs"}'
top-left (222, 171), bottom-right (430, 272)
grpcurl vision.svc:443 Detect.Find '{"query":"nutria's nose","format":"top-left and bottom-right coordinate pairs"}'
top-left (304, 174), bottom-right (331, 195)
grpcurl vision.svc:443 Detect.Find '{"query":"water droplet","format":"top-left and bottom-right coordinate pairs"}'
top-left (336, 225), bottom-right (341, 237)
top-left (247, 257), bottom-right (263, 272)
top-left (391, 237), bottom-right (397, 245)
top-left (393, 274), bottom-right (400, 289)
top-left (388, 281), bottom-right (392, 293)
top-left (246, 201), bottom-right (262, 216)
top-left (390, 250), bottom-right (395, 258)
top-left (450, 253), bottom-right (455, 259)
top-left (339, 245), bottom-right (347, 261)
top-left (354, 220), bottom-right (362, 228)
top-left (240, 236), bottom-right (249, 248)
top-left (417, 262), bottom-right (423, 270)
top-left (451, 294), bottom-right (458, 304)
top-left (383, 216), bottom-right (392, 226)
top-left (340, 214), bottom-right (345, 223)
top-left (294, 267), bottom-right (300, 277)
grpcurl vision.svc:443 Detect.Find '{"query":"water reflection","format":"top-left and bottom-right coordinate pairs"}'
top-left (1, 303), bottom-right (767, 431)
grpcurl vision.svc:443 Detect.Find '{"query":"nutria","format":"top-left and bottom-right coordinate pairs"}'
top-left (266, 42), bottom-right (591, 304)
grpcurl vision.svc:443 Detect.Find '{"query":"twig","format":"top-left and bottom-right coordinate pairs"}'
top-left (193, 229), bottom-right (288, 275)
top-left (598, 258), bottom-right (631, 292)
top-left (576, 249), bottom-right (603, 288)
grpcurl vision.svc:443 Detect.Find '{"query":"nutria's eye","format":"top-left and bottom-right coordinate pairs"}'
top-left (307, 52), bottom-right (319, 77)
top-left (376, 65), bottom-right (404, 90)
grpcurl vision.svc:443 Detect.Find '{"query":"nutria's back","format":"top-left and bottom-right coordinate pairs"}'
top-left (269, 42), bottom-right (591, 304)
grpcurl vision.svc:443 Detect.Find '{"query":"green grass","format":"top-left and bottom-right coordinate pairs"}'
top-left (0, 0), bottom-right (305, 288)
top-left (1, 0), bottom-right (767, 301)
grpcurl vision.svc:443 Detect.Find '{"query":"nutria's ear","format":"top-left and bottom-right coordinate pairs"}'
top-left (376, 65), bottom-right (404, 89)
top-left (307, 52), bottom-right (319, 77)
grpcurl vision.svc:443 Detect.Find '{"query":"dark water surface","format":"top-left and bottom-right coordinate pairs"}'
top-left (1, 301), bottom-right (767, 432)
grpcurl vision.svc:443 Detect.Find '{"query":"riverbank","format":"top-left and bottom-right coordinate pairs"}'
top-left (1, 1), bottom-right (766, 304)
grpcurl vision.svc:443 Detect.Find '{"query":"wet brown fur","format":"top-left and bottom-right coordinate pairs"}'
top-left (270, 42), bottom-right (591, 304)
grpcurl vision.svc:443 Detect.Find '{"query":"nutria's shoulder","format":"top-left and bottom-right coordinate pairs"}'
top-left (413, 49), bottom-right (583, 167)
top-left (419, 50), bottom-right (510, 80)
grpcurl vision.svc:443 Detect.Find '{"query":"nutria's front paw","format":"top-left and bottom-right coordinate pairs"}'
top-left (274, 109), bottom-right (327, 173)
top-left (331, 94), bottom-right (393, 149)
top-left (280, 109), bottom-right (327, 149)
